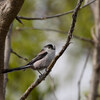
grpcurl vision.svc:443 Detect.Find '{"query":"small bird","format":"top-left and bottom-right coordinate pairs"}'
top-left (1, 44), bottom-right (56, 74)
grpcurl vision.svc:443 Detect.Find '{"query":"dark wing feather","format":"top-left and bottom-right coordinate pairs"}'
top-left (26, 51), bottom-right (48, 65)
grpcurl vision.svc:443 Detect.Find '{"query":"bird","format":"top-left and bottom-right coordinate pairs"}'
top-left (1, 44), bottom-right (56, 74)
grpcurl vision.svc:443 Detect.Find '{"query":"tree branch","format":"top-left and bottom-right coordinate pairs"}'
top-left (89, 0), bottom-right (100, 100)
top-left (4, 24), bottom-right (13, 97)
top-left (15, 27), bottom-right (94, 44)
top-left (17, 0), bottom-right (96, 21)
top-left (77, 49), bottom-right (91, 100)
top-left (20, 0), bottom-right (84, 99)
top-left (73, 35), bottom-right (93, 44)
top-left (11, 49), bottom-right (28, 62)
top-left (48, 75), bottom-right (58, 100)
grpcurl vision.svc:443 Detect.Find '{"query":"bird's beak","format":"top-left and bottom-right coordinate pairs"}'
top-left (53, 45), bottom-right (56, 50)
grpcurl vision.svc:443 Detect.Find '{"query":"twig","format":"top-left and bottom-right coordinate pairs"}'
top-left (73, 35), bottom-right (93, 44)
top-left (15, 16), bottom-right (23, 25)
top-left (48, 75), bottom-right (58, 100)
top-left (11, 49), bottom-right (28, 62)
top-left (17, 0), bottom-right (96, 20)
top-left (15, 27), bottom-right (94, 44)
top-left (20, 0), bottom-right (84, 100)
top-left (77, 49), bottom-right (91, 100)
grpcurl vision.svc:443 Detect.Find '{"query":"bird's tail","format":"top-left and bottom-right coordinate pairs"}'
top-left (0, 65), bottom-right (30, 74)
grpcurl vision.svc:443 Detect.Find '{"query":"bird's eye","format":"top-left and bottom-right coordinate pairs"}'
top-left (48, 46), bottom-right (51, 49)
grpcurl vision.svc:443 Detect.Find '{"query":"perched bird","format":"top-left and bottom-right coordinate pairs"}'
top-left (1, 44), bottom-right (56, 74)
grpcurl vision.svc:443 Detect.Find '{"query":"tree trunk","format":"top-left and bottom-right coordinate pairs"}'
top-left (0, 1), bottom-right (24, 100)
top-left (89, 0), bottom-right (100, 100)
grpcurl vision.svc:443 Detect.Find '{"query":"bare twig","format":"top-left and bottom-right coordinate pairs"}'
top-left (73, 35), bottom-right (93, 44)
top-left (11, 49), bottom-right (28, 62)
top-left (77, 49), bottom-right (91, 100)
top-left (15, 27), bottom-right (94, 44)
top-left (17, 0), bottom-right (96, 21)
top-left (48, 75), bottom-right (58, 100)
top-left (15, 16), bottom-right (23, 25)
top-left (20, 0), bottom-right (84, 100)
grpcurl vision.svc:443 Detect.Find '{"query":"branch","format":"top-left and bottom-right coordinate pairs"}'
top-left (15, 16), bottom-right (23, 25)
top-left (91, 26), bottom-right (98, 43)
top-left (11, 49), bottom-right (28, 62)
top-left (48, 75), bottom-right (58, 100)
top-left (4, 24), bottom-right (13, 97)
top-left (4, 24), bottom-right (12, 69)
top-left (89, 0), bottom-right (100, 100)
top-left (15, 27), bottom-right (94, 44)
top-left (77, 49), bottom-right (91, 100)
top-left (20, 0), bottom-right (84, 100)
top-left (18, 0), bottom-right (96, 20)
top-left (73, 35), bottom-right (93, 44)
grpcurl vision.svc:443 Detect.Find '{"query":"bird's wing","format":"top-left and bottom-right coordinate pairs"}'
top-left (26, 50), bottom-right (48, 65)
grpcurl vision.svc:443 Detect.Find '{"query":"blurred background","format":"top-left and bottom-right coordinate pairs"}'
top-left (6, 0), bottom-right (94, 100)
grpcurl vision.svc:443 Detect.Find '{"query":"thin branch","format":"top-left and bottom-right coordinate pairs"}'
top-left (17, 0), bottom-right (96, 20)
top-left (77, 49), bottom-right (91, 100)
top-left (48, 75), bottom-right (58, 100)
top-left (15, 16), bottom-right (23, 25)
top-left (15, 27), bottom-right (94, 44)
top-left (20, 0), bottom-right (84, 100)
top-left (73, 35), bottom-right (93, 44)
top-left (11, 49), bottom-right (28, 62)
